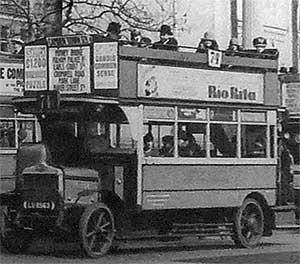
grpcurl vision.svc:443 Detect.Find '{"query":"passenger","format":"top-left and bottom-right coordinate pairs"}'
top-left (159, 135), bottom-right (174, 157)
top-left (178, 131), bottom-right (201, 157)
top-left (196, 31), bottom-right (219, 53)
top-left (130, 29), bottom-right (142, 45)
top-left (130, 30), bottom-right (152, 47)
top-left (105, 22), bottom-right (122, 41)
top-left (250, 135), bottom-right (266, 157)
top-left (0, 130), bottom-right (10, 147)
top-left (143, 132), bottom-right (159, 157)
top-left (253, 36), bottom-right (267, 53)
top-left (226, 38), bottom-right (242, 55)
top-left (152, 24), bottom-right (178, 51)
top-left (18, 123), bottom-right (27, 144)
top-left (139, 37), bottom-right (152, 48)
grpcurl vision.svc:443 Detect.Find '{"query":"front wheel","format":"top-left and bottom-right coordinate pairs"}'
top-left (79, 203), bottom-right (115, 258)
top-left (232, 198), bottom-right (264, 248)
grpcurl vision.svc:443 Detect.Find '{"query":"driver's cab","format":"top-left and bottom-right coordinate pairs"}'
top-left (40, 104), bottom-right (136, 167)
top-left (14, 99), bottom-right (138, 208)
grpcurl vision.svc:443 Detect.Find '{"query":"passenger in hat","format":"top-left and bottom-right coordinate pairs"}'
top-left (226, 38), bottom-right (242, 56)
top-left (253, 36), bottom-right (267, 53)
top-left (227, 38), bottom-right (242, 51)
top-left (178, 130), bottom-right (202, 157)
top-left (130, 30), bottom-right (152, 47)
top-left (143, 132), bottom-right (159, 157)
top-left (105, 22), bottom-right (122, 41)
top-left (159, 135), bottom-right (174, 157)
top-left (196, 31), bottom-right (219, 53)
top-left (152, 24), bottom-right (178, 51)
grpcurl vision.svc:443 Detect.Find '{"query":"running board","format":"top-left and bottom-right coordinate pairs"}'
top-left (117, 223), bottom-right (233, 241)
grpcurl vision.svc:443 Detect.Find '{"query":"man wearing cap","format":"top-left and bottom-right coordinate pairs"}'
top-left (253, 36), bottom-right (267, 53)
top-left (152, 24), bottom-right (178, 51)
top-left (196, 31), bottom-right (219, 53)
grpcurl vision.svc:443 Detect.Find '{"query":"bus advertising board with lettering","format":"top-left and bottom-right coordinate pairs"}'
top-left (94, 42), bottom-right (118, 89)
top-left (0, 62), bottom-right (24, 96)
top-left (138, 64), bottom-right (264, 104)
top-left (49, 46), bottom-right (90, 94)
top-left (24, 45), bottom-right (47, 91)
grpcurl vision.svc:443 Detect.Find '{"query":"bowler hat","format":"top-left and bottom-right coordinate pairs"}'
top-left (159, 24), bottom-right (172, 35)
top-left (107, 22), bottom-right (121, 34)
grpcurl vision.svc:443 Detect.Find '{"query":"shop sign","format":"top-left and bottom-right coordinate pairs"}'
top-left (49, 46), bottom-right (90, 93)
top-left (94, 42), bottom-right (118, 89)
top-left (24, 45), bottom-right (47, 91)
top-left (0, 62), bottom-right (24, 96)
top-left (138, 64), bottom-right (264, 104)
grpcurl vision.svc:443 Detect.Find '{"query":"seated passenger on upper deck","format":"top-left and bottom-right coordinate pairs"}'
top-left (143, 132), bottom-right (159, 157)
top-left (152, 25), bottom-right (178, 51)
top-left (104, 22), bottom-right (122, 41)
top-left (225, 38), bottom-right (242, 55)
top-left (130, 30), bottom-right (152, 47)
top-left (242, 36), bottom-right (278, 59)
top-left (196, 32), bottom-right (219, 53)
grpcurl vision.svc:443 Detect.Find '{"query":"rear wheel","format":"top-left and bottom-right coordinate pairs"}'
top-left (79, 203), bottom-right (115, 258)
top-left (232, 198), bottom-right (264, 248)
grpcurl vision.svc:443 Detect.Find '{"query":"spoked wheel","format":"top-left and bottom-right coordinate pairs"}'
top-left (1, 208), bottom-right (32, 254)
top-left (232, 198), bottom-right (264, 248)
top-left (79, 203), bottom-right (115, 258)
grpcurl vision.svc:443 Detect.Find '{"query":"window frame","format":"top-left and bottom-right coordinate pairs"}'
top-left (142, 105), bottom-right (277, 164)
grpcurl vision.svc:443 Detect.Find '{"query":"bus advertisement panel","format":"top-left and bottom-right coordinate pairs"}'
top-left (138, 64), bottom-right (264, 104)
top-left (0, 62), bottom-right (23, 96)
top-left (24, 45), bottom-right (47, 91)
top-left (49, 46), bottom-right (90, 93)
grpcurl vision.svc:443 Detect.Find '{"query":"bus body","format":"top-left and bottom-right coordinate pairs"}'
top-left (0, 36), bottom-right (281, 257)
top-left (0, 52), bottom-right (40, 193)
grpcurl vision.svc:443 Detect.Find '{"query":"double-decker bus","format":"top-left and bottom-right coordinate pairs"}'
top-left (0, 42), bottom-right (40, 193)
top-left (0, 35), bottom-right (281, 257)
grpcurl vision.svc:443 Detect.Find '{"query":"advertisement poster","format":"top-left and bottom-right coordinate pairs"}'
top-left (24, 45), bottom-right (47, 91)
top-left (0, 62), bottom-right (24, 96)
top-left (282, 83), bottom-right (300, 114)
top-left (94, 42), bottom-right (118, 89)
top-left (49, 46), bottom-right (90, 93)
top-left (138, 64), bottom-right (264, 104)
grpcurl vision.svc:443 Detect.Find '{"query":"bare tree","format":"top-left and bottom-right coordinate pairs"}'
top-left (0, 0), bottom-right (180, 41)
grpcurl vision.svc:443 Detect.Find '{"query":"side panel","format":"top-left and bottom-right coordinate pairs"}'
top-left (119, 60), bottom-right (137, 98)
top-left (264, 72), bottom-right (281, 106)
top-left (142, 164), bottom-right (276, 209)
top-left (0, 153), bottom-right (16, 192)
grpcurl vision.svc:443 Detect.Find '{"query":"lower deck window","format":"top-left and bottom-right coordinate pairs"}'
top-left (210, 124), bottom-right (237, 157)
top-left (241, 125), bottom-right (267, 158)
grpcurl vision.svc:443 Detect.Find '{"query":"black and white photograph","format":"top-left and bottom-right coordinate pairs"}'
top-left (0, 0), bottom-right (299, 263)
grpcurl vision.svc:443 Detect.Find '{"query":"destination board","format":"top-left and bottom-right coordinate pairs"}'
top-left (49, 46), bottom-right (90, 93)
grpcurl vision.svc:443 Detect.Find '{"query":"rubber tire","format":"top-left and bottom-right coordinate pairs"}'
top-left (232, 198), bottom-right (264, 248)
top-left (79, 203), bottom-right (115, 258)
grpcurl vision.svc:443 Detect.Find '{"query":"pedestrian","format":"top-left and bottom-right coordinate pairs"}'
top-left (152, 24), bottom-right (178, 51)
top-left (280, 133), bottom-right (294, 205)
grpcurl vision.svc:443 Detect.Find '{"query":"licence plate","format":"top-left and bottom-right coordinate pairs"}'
top-left (23, 201), bottom-right (55, 210)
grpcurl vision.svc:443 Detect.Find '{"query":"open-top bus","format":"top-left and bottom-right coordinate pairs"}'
top-left (0, 35), bottom-right (281, 257)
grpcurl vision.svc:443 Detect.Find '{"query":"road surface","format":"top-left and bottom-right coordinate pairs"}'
top-left (0, 229), bottom-right (299, 264)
